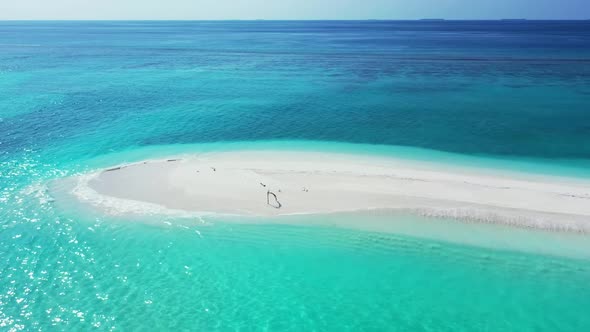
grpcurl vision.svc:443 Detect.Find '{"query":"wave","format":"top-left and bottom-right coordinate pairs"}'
top-left (71, 172), bottom-right (199, 218)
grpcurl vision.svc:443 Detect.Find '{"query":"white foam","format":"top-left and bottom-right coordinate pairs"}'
top-left (71, 172), bottom-right (198, 218)
top-left (412, 206), bottom-right (590, 233)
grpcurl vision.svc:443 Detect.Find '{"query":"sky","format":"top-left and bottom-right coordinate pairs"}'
top-left (0, 0), bottom-right (588, 20)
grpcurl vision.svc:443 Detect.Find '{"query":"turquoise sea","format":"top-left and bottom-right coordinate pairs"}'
top-left (1, 21), bottom-right (590, 331)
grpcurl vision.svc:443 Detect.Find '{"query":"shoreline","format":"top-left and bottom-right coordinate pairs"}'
top-left (61, 150), bottom-right (590, 232)
top-left (68, 141), bottom-right (590, 181)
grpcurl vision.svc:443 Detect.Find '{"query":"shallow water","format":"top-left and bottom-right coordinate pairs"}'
top-left (2, 21), bottom-right (590, 331)
top-left (3, 212), bottom-right (590, 331)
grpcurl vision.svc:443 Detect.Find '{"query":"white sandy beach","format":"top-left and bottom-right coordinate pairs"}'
top-left (69, 151), bottom-right (590, 231)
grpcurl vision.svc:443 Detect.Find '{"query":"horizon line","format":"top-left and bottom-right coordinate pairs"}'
top-left (0, 18), bottom-right (589, 22)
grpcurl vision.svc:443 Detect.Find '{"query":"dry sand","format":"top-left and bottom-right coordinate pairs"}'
top-left (70, 151), bottom-right (590, 231)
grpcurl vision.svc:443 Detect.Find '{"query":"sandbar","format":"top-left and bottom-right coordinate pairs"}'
top-left (68, 150), bottom-right (590, 231)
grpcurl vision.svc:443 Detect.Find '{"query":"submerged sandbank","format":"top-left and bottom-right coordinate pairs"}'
top-left (63, 150), bottom-right (590, 232)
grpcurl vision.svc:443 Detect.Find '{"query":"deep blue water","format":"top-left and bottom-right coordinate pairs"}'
top-left (1, 21), bottom-right (590, 162)
top-left (2, 21), bottom-right (590, 331)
